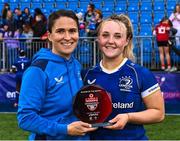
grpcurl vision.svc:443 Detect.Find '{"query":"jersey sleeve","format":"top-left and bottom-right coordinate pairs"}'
top-left (17, 67), bottom-right (67, 136)
top-left (139, 68), bottom-right (160, 98)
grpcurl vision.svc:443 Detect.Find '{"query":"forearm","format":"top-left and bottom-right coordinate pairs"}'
top-left (128, 108), bottom-right (165, 124)
top-left (18, 110), bottom-right (67, 136)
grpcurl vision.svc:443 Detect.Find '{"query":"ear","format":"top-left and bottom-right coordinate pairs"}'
top-left (96, 36), bottom-right (100, 42)
top-left (125, 38), bottom-right (129, 46)
top-left (47, 31), bottom-right (52, 42)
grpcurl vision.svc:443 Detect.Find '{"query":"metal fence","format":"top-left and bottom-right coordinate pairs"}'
top-left (0, 36), bottom-right (180, 72)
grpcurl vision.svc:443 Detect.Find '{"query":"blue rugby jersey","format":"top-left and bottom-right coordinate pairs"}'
top-left (83, 58), bottom-right (160, 140)
top-left (13, 56), bottom-right (31, 82)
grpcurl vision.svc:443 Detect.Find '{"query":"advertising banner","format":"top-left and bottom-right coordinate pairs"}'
top-left (0, 72), bottom-right (180, 114)
top-left (0, 73), bottom-right (17, 112)
top-left (154, 72), bottom-right (180, 114)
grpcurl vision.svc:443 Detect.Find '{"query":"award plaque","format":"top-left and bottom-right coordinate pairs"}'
top-left (73, 84), bottom-right (112, 127)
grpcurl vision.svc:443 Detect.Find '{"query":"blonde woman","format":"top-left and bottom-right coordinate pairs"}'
top-left (83, 14), bottom-right (165, 140)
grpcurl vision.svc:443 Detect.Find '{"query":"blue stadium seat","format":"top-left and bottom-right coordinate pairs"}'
top-left (139, 24), bottom-right (152, 36)
top-left (128, 12), bottom-right (139, 24)
top-left (167, 10), bottom-right (173, 17)
top-left (9, 0), bottom-right (19, 2)
top-left (143, 53), bottom-right (152, 64)
top-left (56, 0), bottom-right (67, 1)
top-left (41, 8), bottom-right (48, 14)
top-left (103, 11), bottom-right (113, 18)
top-left (43, 2), bottom-right (55, 9)
top-left (101, 6), bottom-right (114, 13)
top-left (103, 1), bottom-right (114, 9)
top-left (166, 1), bottom-right (175, 11)
top-left (128, 0), bottom-right (139, 2)
top-left (114, 2), bottom-right (127, 13)
top-left (153, 11), bottom-right (165, 25)
top-left (10, 3), bottom-right (19, 10)
top-left (92, 1), bottom-right (102, 9)
top-left (68, 0), bottom-right (78, 1)
top-left (30, 8), bottom-right (34, 14)
top-left (76, 7), bottom-right (86, 13)
top-left (133, 23), bottom-right (139, 36)
top-left (79, 1), bottom-right (89, 9)
top-left (140, 2), bottom-right (152, 11)
top-left (0, 0), bottom-right (9, 2)
top-left (43, 0), bottom-right (55, 2)
top-left (20, 0), bottom-right (30, 2)
top-left (32, 0), bottom-right (42, 2)
top-left (67, 1), bottom-right (78, 11)
top-left (31, 3), bottom-right (43, 9)
top-left (19, 3), bottom-right (31, 9)
top-left (55, 2), bottom-right (67, 9)
top-left (141, 38), bottom-right (152, 64)
top-left (127, 2), bottom-right (139, 12)
top-left (154, 1), bottom-right (165, 11)
top-left (140, 12), bottom-right (152, 24)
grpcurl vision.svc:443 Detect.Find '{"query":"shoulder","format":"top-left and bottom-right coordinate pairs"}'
top-left (81, 65), bottom-right (98, 79)
top-left (31, 59), bottom-right (49, 71)
top-left (125, 60), bottom-right (152, 76)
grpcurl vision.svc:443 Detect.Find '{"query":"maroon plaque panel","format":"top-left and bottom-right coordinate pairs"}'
top-left (73, 85), bottom-right (112, 126)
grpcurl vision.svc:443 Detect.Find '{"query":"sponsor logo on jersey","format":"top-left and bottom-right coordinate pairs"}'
top-left (119, 76), bottom-right (133, 92)
top-left (112, 102), bottom-right (134, 109)
top-left (148, 84), bottom-right (159, 93)
top-left (54, 76), bottom-right (64, 84)
top-left (87, 79), bottom-right (96, 85)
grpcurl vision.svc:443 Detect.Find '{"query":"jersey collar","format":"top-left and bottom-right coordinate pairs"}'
top-left (100, 58), bottom-right (128, 74)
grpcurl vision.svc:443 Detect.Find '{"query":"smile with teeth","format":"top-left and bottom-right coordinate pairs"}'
top-left (105, 46), bottom-right (117, 49)
top-left (62, 42), bottom-right (73, 46)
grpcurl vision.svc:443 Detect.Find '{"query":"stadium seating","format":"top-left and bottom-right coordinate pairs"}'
top-left (128, 11), bottom-right (139, 24)
top-left (19, 3), bottom-right (31, 9)
top-left (140, 1), bottom-right (152, 11)
top-left (127, 2), bottom-right (139, 12)
top-left (140, 11), bottom-right (153, 24)
top-left (0, 0), bottom-right (178, 32)
top-left (139, 24), bottom-right (152, 36)
top-left (153, 11), bottom-right (165, 25)
top-left (154, 1), bottom-right (165, 11)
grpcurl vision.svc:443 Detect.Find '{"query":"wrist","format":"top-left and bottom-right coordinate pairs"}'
top-left (126, 113), bottom-right (130, 122)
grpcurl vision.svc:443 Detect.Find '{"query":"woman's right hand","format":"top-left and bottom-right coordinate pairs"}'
top-left (67, 121), bottom-right (97, 136)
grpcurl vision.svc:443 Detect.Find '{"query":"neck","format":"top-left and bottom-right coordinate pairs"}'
top-left (102, 55), bottom-right (124, 70)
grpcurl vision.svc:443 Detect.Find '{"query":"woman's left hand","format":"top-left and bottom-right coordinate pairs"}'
top-left (104, 114), bottom-right (129, 130)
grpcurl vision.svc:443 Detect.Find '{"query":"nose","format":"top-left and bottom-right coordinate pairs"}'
top-left (108, 36), bottom-right (114, 44)
top-left (64, 31), bottom-right (71, 40)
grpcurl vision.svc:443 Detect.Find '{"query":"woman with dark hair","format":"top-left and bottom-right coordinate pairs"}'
top-left (153, 17), bottom-right (171, 71)
top-left (17, 10), bottom-right (96, 140)
top-left (84, 3), bottom-right (96, 37)
top-left (1, 3), bottom-right (10, 25)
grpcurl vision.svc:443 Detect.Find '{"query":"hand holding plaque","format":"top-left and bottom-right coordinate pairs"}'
top-left (73, 84), bottom-right (112, 127)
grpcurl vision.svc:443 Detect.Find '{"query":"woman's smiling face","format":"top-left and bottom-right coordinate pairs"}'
top-left (98, 20), bottom-right (128, 59)
top-left (48, 16), bottom-right (79, 59)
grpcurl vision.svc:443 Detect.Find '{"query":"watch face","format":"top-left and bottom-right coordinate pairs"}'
top-left (73, 84), bottom-right (112, 124)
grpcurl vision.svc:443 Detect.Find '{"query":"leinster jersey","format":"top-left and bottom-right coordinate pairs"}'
top-left (82, 58), bottom-right (160, 140)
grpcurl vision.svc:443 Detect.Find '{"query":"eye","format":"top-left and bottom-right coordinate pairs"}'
top-left (114, 34), bottom-right (121, 39)
top-left (69, 28), bottom-right (78, 34)
top-left (56, 29), bottom-right (64, 34)
top-left (101, 33), bottom-right (109, 38)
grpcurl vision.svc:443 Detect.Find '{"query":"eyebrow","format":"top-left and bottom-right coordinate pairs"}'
top-left (55, 27), bottom-right (78, 31)
top-left (101, 31), bottom-right (122, 35)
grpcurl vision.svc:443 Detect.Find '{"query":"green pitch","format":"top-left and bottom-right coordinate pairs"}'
top-left (0, 113), bottom-right (179, 140)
